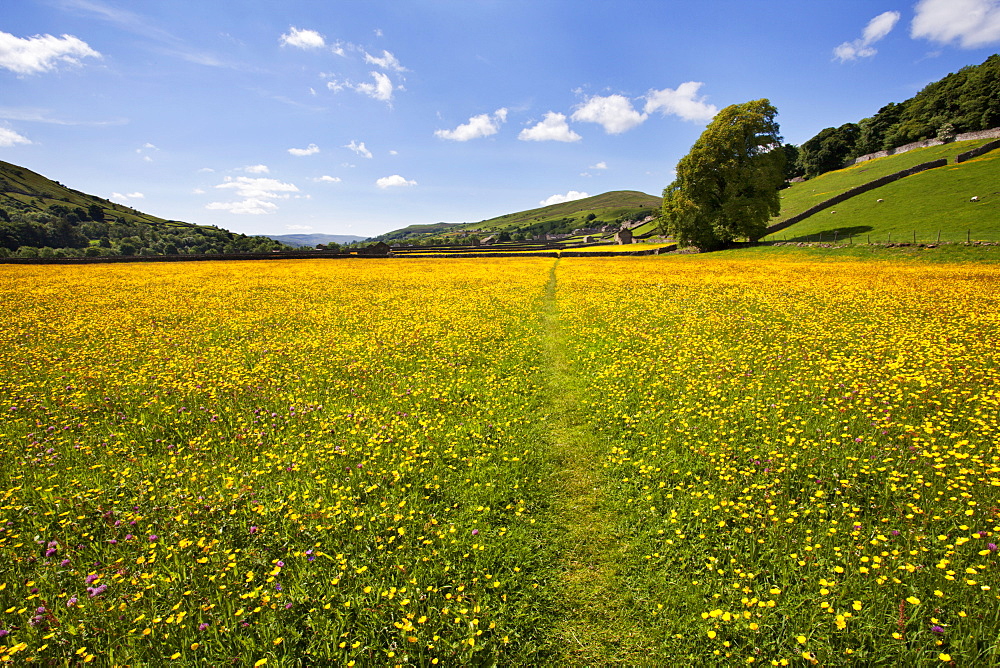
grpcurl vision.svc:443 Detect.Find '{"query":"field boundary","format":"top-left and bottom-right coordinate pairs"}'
top-left (766, 158), bottom-right (948, 235)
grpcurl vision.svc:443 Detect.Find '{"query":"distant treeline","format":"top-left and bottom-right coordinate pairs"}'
top-left (0, 202), bottom-right (287, 258)
top-left (789, 54), bottom-right (1000, 179)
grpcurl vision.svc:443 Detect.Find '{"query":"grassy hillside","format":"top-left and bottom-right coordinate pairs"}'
top-left (0, 160), bottom-right (193, 229)
top-left (372, 190), bottom-right (661, 244)
top-left (772, 137), bottom-right (998, 225)
top-left (474, 190), bottom-right (660, 230)
top-left (0, 160), bottom-right (287, 257)
top-left (765, 148), bottom-right (1000, 243)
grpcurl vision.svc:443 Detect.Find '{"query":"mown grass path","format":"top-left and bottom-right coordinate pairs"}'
top-left (538, 261), bottom-right (656, 666)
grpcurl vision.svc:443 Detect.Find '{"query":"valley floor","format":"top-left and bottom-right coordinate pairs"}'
top-left (2, 255), bottom-right (1000, 665)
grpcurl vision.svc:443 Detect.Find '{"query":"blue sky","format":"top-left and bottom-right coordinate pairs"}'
top-left (2, 1), bottom-right (1000, 238)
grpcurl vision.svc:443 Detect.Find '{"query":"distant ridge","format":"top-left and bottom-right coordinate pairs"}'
top-left (265, 233), bottom-right (367, 247)
top-left (372, 190), bottom-right (661, 243)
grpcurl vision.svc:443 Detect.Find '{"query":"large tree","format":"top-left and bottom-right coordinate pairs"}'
top-left (660, 99), bottom-right (785, 250)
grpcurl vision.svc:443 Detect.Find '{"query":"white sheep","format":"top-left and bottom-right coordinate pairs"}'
top-left (876, 198), bottom-right (884, 203)
top-left (970, 196), bottom-right (980, 202)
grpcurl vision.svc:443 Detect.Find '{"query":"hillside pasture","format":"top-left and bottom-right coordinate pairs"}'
top-left (765, 149), bottom-right (1000, 243)
top-left (773, 138), bottom-right (999, 225)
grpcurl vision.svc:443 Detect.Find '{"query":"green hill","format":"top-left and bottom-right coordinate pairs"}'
top-left (1, 160), bottom-right (183, 228)
top-left (372, 190), bottom-right (661, 244)
top-left (773, 138), bottom-right (998, 224)
top-left (766, 148), bottom-right (1000, 243)
top-left (0, 160), bottom-right (287, 257)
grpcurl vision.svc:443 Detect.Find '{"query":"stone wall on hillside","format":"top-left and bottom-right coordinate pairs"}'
top-left (767, 159), bottom-right (948, 235)
top-left (956, 138), bottom-right (1000, 163)
top-left (850, 127), bottom-right (1000, 166)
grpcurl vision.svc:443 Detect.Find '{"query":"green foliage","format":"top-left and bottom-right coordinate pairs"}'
top-left (765, 145), bottom-right (1000, 243)
top-left (771, 137), bottom-right (999, 225)
top-left (662, 99), bottom-right (785, 249)
top-left (797, 123), bottom-right (860, 178)
top-left (0, 160), bottom-right (288, 257)
top-left (801, 54), bottom-right (1000, 178)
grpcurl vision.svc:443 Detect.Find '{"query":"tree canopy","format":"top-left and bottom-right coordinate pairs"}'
top-left (796, 54), bottom-right (1000, 178)
top-left (660, 99), bottom-right (785, 250)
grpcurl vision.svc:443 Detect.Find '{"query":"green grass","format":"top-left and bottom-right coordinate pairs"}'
top-left (773, 138), bottom-right (999, 225)
top-left (1, 159), bottom-right (202, 229)
top-left (717, 242), bottom-right (1000, 264)
top-left (764, 149), bottom-right (1000, 243)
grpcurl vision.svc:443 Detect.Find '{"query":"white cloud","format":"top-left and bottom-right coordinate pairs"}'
top-left (911, 0), bottom-right (1000, 48)
top-left (0, 30), bottom-right (101, 75)
top-left (355, 71), bottom-right (394, 102)
top-left (0, 126), bottom-right (31, 147)
top-left (834, 10), bottom-right (901, 61)
top-left (376, 174), bottom-right (417, 189)
top-left (644, 82), bottom-right (718, 122)
top-left (328, 71), bottom-right (395, 103)
top-left (364, 49), bottom-right (407, 72)
top-left (436, 108), bottom-right (508, 141)
top-left (214, 176), bottom-right (299, 199)
top-left (192, 188), bottom-right (206, 194)
top-left (288, 143), bottom-right (320, 156)
top-left (539, 190), bottom-right (589, 206)
top-left (590, 161), bottom-right (608, 170)
top-left (570, 95), bottom-right (647, 134)
top-left (518, 112), bottom-right (582, 142)
top-left (344, 140), bottom-right (373, 158)
top-left (243, 164), bottom-right (269, 174)
top-left (280, 27), bottom-right (325, 49)
top-left (285, 224), bottom-right (313, 230)
top-left (205, 198), bottom-right (278, 215)
top-left (314, 175), bottom-right (342, 183)
top-left (110, 191), bottom-right (144, 202)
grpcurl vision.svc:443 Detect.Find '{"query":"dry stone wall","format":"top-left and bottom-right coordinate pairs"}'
top-left (851, 127), bottom-right (1000, 166)
top-left (766, 159), bottom-right (948, 235)
top-left (956, 138), bottom-right (1000, 163)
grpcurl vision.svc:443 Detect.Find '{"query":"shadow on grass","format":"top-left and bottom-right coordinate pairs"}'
top-left (776, 225), bottom-right (874, 243)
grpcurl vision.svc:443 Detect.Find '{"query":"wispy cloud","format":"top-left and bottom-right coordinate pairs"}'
top-left (518, 112), bottom-right (582, 142)
top-left (0, 126), bottom-right (32, 147)
top-left (0, 30), bottom-right (101, 75)
top-left (0, 106), bottom-right (127, 126)
top-left (205, 198), bottom-right (278, 215)
top-left (243, 164), bottom-right (269, 174)
top-left (364, 49), bottom-right (407, 72)
top-left (834, 11), bottom-right (901, 61)
top-left (436, 108), bottom-right (507, 141)
top-left (214, 176), bottom-right (299, 199)
top-left (313, 175), bottom-right (342, 183)
top-left (58, 0), bottom-right (230, 68)
top-left (328, 71), bottom-right (396, 103)
top-left (110, 191), bottom-right (144, 202)
top-left (344, 140), bottom-right (373, 158)
top-left (911, 0), bottom-right (1000, 48)
top-left (206, 176), bottom-right (299, 214)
